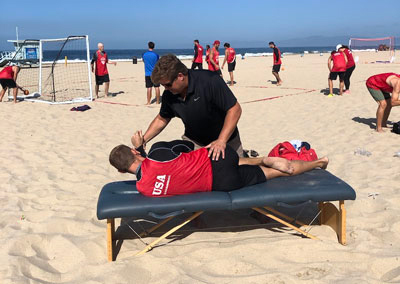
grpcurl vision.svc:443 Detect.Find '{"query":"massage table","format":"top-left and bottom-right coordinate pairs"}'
top-left (97, 169), bottom-right (356, 261)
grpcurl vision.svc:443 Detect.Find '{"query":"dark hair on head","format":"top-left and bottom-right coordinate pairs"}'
top-left (269, 41), bottom-right (275, 45)
top-left (206, 45), bottom-right (210, 49)
top-left (109, 144), bottom-right (136, 172)
top-left (148, 41), bottom-right (155, 49)
top-left (341, 45), bottom-right (349, 49)
top-left (151, 54), bottom-right (188, 85)
top-left (331, 50), bottom-right (336, 55)
top-left (194, 39), bottom-right (199, 43)
top-left (224, 42), bottom-right (230, 48)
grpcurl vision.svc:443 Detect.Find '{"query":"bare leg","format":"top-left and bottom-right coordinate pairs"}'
top-left (229, 72), bottom-right (234, 86)
top-left (272, 72), bottom-right (282, 85)
top-left (239, 156), bottom-right (292, 174)
top-left (328, 79), bottom-right (333, 95)
top-left (13, 87), bottom-right (18, 103)
top-left (104, 82), bottom-right (110, 97)
top-left (376, 99), bottom-right (387, 132)
top-left (0, 88), bottom-right (6, 102)
top-left (155, 87), bottom-right (160, 104)
top-left (382, 98), bottom-right (392, 128)
top-left (339, 80), bottom-right (344, 96)
top-left (146, 87), bottom-right (152, 105)
top-left (95, 85), bottom-right (99, 98)
top-left (259, 157), bottom-right (329, 180)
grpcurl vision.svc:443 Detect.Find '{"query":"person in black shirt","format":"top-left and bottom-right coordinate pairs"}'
top-left (269, 41), bottom-right (283, 86)
top-left (135, 54), bottom-right (243, 161)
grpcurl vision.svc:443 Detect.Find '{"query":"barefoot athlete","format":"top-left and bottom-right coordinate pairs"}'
top-left (0, 65), bottom-right (20, 103)
top-left (327, 46), bottom-right (348, 97)
top-left (268, 42), bottom-right (282, 86)
top-left (109, 132), bottom-right (329, 197)
top-left (91, 43), bottom-right (117, 99)
top-left (191, 40), bottom-right (203, 70)
top-left (142, 41), bottom-right (161, 104)
top-left (221, 43), bottom-right (236, 86)
top-left (209, 40), bottom-right (222, 77)
top-left (139, 54), bottom-right (243, 161)
top-left (366, 73), bottom-right (400, 132)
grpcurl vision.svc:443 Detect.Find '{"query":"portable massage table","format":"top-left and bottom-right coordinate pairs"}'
top-left (97, 169), bottom-right (356, 261)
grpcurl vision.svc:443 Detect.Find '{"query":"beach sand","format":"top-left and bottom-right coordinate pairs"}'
top-left (1, 52), bottom-right (399, 283)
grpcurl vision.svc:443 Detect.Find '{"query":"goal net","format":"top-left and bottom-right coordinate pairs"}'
top-left (349, 37), bottom-right (395, 63)
top-left (32, 35), bottom-right (93, 104)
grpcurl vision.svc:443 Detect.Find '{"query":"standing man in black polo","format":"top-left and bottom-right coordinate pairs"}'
top-left (135, 54), bottom-right (243, 160)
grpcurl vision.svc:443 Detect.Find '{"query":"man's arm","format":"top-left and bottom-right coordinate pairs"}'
top-left (209, 48), bottom-right (218, 69)
top-left (207, 102), bottom-right (242, 160)
top-left (343, 52), bottom-right (348, 65)
top-left (142, 114), bottom-right (171, 146)
top-left (91, 52), bottom-right (97, 73)
top-left (193, 46), bottom-right (198, 62)
top-left (12, 67), bottom-right (19, 81)
top-left (327, 56), bottom-right (332, 71)
top-left (390, 79), bottom-right (400, 106)
top-left (221, 49), bottom-right (229, 69)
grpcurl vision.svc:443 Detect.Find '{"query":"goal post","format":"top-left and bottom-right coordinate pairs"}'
top-left (349, 37), bottom-right (395, 63)
top-left (28, 35), bottom-right (93, 104)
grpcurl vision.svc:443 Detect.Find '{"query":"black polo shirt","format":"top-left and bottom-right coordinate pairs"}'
top-left (160, 70), bottom-right (239, 146)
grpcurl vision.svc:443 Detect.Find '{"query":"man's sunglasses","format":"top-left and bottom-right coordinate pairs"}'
top-left (162, 77), bottom-right (177, 88)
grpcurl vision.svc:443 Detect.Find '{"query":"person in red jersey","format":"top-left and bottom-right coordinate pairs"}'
top-left (269, 42), bottom-right (282, 86)
top-left (327, 45), bottom-right (348, 97)
top-left (108, 131), bottom-right (329, 197)
top-left (340, 45), bottom-right (356, 94)
top-left (221, 43), bottom-right (236, 86)
top-left (0, 65), bottom-right (20, 103)
top-left (205, 45), bottom-right (211, 69)
top-left (191, 40), bottom-right (203, 70)
top-left (91, 42), bottom-right (117, 99)
top-left (366, 73), bottom-right (400, 132)
top-left (209, 40), bottom-right (222, 77)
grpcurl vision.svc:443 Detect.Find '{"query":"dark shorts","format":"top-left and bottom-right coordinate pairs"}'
top-left (214, 69), bottom-right (222, 76)
top-left (228, 61), bottom-right (236, 72)
top-left (211, 146), bottom-right (266, 192)
top-left (0, 79), bottom-right (16, 89)
top-left (145, 76), bottom-right (160, 88)
top-left (191, 62), bottom-right (203, 70)
top-left (272, 64), bottom-right (281, 73)
top-left (329, 72), bottom-right (345, 81)
top-left (367, 88), bottom-right (391, 101)
top-left (95, 74), bottom-right (110, 85)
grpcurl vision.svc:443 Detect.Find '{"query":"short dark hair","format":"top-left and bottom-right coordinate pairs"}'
top-left (151, 54), bottom-right (188, 85)
top-left (148, 41), bottom-right (155, 49)
top-left (206, 45), bottom-right (210, 49)
top-left (194, 39), bottom-right (199, 43)
top-left (269, 41), bottom-right (275, 45)
top-left (224, 42), bottom-right (230, 48)
top-left (109, 145), bottom-right (136, 172)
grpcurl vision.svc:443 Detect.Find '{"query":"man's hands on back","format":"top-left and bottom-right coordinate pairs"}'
top-left (131, 130), bottom-right (145, 149)
top-left (206, 139), bottom-right (226, 161)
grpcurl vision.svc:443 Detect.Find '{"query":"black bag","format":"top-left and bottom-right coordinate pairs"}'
top-left (393, 121), bottom-right (400, 134)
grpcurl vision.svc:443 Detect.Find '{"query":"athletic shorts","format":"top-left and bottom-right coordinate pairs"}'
top-left (145, 76), bottom-right (160, 88)
top-left (95, 74), bottom-right (110, 85)
top-left (367, 88), bottom-right (391, 101)
top-left (272, 64), bottom-right (281, 73)
top-left (228, 61), bottom-right (236, 72)
top-left (214, 69), bottom-right (222, 76)
top-left (329, 72), bottom-right (345, 81)
top-left (211, 145), bottom-right (266, 192)
top-left (0, 79), bottom-right (16, 89)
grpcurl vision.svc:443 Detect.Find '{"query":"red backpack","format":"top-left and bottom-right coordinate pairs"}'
top-left (268, 141), bottom-right (318, 161)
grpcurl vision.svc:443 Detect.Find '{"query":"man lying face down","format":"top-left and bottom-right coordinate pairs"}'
top-left (109, 131), bottom-right (329, 197)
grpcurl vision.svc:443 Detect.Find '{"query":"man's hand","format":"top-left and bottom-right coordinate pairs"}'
top-left (131, 130), bottom-right (145, 148)
top-left (206, 139), bottom-right (226, 161)
top-left (113, 62), bottom-right (117, 66)
top-left (221, 64), bottom-right (224, 70)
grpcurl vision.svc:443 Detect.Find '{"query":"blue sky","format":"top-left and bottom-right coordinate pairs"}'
top-left (1, 0), bottom-right (399, 50)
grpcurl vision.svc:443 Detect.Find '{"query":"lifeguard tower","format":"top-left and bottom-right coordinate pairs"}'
top-left (0, 39), bottom-right (40, 67)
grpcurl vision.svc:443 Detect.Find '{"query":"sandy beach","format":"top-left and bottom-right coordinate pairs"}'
top-left (1, 52), bottom-right (400, 283)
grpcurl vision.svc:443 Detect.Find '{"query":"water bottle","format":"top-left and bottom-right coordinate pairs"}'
top-left (354, 148), bottom-right (371, 156)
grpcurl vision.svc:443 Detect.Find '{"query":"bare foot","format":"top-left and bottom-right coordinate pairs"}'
top-left (376, 128), bottom-right (384, 133)
top-left (262, 156), bottom-right (294, 174)
top-left (318, 157), bottom-right (329, 169)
